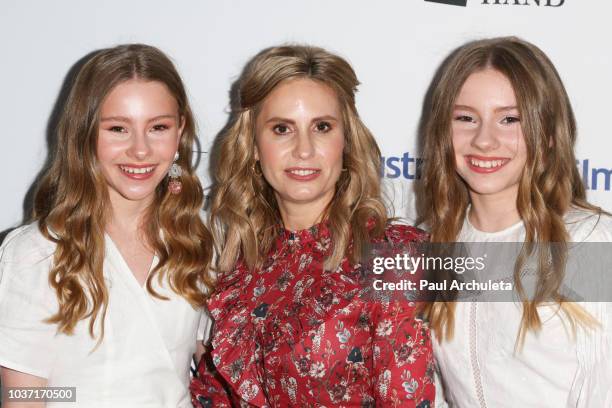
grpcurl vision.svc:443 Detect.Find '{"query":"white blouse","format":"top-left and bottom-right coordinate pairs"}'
top-left (434, 209), bottom-right (612, 408)
top-left (0, 223), bottom-right (212, 408)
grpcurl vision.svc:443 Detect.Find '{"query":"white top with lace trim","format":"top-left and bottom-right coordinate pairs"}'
top-left (434, 209), bottom-right (612, 408)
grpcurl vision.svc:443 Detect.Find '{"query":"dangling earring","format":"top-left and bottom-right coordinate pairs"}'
top-left (168, 151), bottom-right (183, 194)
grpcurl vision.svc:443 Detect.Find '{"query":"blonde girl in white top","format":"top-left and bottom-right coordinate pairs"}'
top-left (418, 37), bottom-right (612, 407)
top-left (0, 44), bottom-right (213, 407)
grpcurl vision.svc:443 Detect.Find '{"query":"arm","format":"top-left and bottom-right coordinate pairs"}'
top-left (190, 308), bottom-right (235, 407)
top-left (1, 366), bottom-right (47, 408)
top-left (0, 228), bottom-right (61, 407)
top-left (194, 309), bottom-right (213, 366)
top-left (194, 339), bottom-right (207, 366)
top-left (190, 351), bottom-right (234, 408)
top-left (372, 300), bottom-right (436, 407)
top-left (434, 363), bottom-right (450, 408)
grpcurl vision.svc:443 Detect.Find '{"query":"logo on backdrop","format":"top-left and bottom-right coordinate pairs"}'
top-left (381, 152), bottom-right (611, 191)
top-left (424, 0), bottom-right (467, 6)
top-left (577, 159), bottom-right (612, 191)
top-left (381, 152), bottom-right (423, 180)
top-left (480, 0), bottom-right (564, 5)
top-left (424, 0), bottom-right (565, 7)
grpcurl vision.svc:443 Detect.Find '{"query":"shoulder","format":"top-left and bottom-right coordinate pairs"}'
top-left (564, 207), bottom-right (612, 242)
top-left (0, 222), bottom-right (56, 266)
top-left (0, 223), bottom-right (57, 313)
top-left (215, 259), bottom-right (249, 292)
top-left (378, 218), bottom-right (429, 245)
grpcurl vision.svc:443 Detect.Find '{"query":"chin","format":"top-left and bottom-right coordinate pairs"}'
top-left (111, 184), bottom-right (159, 201)
top-left (125, 192), bottom-right (158, 202)
top-left (467, 184), bottom-right (514, 196)
top-left (286, 194), bottom-right (320, 204)
top-left (278, 190), bottom-right (326, 206)
top-left (283, 187), bottom-right (318, 199)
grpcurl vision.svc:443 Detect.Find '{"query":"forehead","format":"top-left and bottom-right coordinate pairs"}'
top-left (100, 79), bottom-right (178, 114)
top-left (456, 69), bottom-right (517, 107)
top-left (257, 78), bottom-right (341, 119)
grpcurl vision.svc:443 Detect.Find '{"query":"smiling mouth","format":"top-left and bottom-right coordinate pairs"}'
top-left (467, 156), bottom-right (509, 170)
top-left (287, 169), bottom-right (319, 176)
top-left (119, 165), bottom-right (156, 175)
top-left (285, 167), bottom-right (321, 181)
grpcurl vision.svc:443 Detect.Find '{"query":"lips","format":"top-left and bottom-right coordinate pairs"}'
top-left (118, 164), bottom-right (157, 180)
top-left (285, 167), bottom-right (321, 181)
top-left (465, 155), bottom-right (509, 174)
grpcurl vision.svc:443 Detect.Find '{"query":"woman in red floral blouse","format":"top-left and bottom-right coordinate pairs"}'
top-left (191, 45), bottom-right (435, 407)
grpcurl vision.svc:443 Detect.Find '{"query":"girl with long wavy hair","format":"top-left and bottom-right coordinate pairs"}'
top-left (0, 44), bottom-right (213, 407)
top-left (419, 37), bottom-right (612, 407)
top-left (190, 45), bottom-right (435, 407)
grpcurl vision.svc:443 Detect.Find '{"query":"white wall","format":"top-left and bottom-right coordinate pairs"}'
top-left (1, 0), bottom-right (610, 231)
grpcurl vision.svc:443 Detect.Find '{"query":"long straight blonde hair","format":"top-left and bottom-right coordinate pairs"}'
top-left (33, 44), bottom-right (213, 339)
top-left (418, 37), bottom-right (601, 346)
top-left (210, 45), bottom-right (388, 274)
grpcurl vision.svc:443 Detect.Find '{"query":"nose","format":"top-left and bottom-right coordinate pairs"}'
top-left (470, 120), bottom-right (501, 152)
top-left (127, 128), bottom-right (152, 160)
top-left (292, 131), bottom-right (315, 160)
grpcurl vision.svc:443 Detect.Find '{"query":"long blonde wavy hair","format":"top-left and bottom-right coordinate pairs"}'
top-left (33, 44), bottom-right (213, 339)
top-left (210, 45), bottom-right (388, 274)
top-left (419, 37), bottom-right (602, 346)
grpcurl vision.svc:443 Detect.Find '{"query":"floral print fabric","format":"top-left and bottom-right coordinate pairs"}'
top-left (191, 223), bottom-right (435, 407)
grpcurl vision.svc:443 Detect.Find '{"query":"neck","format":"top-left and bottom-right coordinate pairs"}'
top-left (276, 192), bottom-right (333, 231)
top-left (468, 188), bottom-right (521, 233)
top-left (106, 191), bottom-right (151, 237)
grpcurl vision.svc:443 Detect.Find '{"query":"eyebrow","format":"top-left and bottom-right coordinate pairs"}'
top-left (99, 114), bottom-right (178, 122)
top-left (453, 104), bottom-right (518, 113)
top-left (494, 106), bottom-right (518, 113)
top-left (264, 115), bottom-right (339, 124)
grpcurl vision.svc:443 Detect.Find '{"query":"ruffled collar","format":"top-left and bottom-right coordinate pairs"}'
top-left (276, 221), bottom-right (331, 247)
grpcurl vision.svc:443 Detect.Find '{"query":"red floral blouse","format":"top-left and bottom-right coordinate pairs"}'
top-left (191, 223), bottom-right (435, 408)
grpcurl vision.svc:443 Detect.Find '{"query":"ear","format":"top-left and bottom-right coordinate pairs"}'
top-left (254, 144), bottom-right (260, 161)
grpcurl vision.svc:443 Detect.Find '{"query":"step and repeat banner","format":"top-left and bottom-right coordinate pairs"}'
top-left (1, 0), bottom-right (610, 231)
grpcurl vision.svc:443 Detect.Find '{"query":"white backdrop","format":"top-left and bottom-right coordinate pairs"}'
top-left (1, 0), bottom-right (611, 232)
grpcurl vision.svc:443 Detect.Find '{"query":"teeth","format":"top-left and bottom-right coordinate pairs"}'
top-left (470, 159), bottom-right (505, 168)
top-left (120, 165), bottom-right (155, 174)
top-left (290, 169), bottom-right (317, 176)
